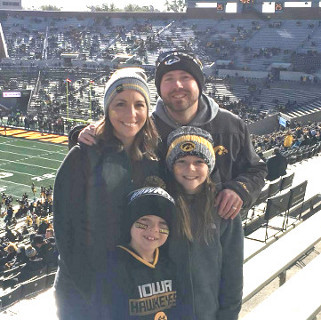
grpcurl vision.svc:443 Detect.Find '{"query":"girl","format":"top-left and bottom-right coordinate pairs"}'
top-left (166, 126), bottom-right (244, 320)
top-left (53, 68), bottom-right (164, 319)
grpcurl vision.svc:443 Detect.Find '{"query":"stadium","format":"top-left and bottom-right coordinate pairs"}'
top-left (0, 1), bottom-right (321, 319)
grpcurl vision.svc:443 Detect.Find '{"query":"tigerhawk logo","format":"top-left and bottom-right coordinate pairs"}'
top-left (154, 311), bottom-right (167, 320)
top-left (180, 142), bottom-right (195, 152)
top-left (214, 145), bottom-right (228, 155)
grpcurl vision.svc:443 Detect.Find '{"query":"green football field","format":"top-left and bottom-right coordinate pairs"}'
top-left (0, 135), bottom-right (68, 200)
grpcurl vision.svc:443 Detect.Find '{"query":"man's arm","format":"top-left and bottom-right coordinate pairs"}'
top-left (68, 124), bottom-right (97, 149)
top-left (217, 119), bottom-right (267, 219)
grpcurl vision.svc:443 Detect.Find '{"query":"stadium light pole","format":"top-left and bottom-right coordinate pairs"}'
top-left (89, 80), bottom-right (94, 120)
top-left (65, 78), bottom-right (71, 119)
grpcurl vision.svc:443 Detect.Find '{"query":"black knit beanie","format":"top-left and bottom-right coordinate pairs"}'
top-left (155, 50), bottom-right (205, 96)
top-left (126, 187), bottom-right (176, 235)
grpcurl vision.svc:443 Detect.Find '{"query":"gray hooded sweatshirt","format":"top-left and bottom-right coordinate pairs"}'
top-left (152, 94), bottom-right (267, 210)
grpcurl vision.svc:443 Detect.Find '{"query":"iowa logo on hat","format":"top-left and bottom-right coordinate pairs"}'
top-left (154, 311), bottom-right (167, 320)
top-left (180, 142), bottom-right (195, 152)
top-left (164, 56), bottom-right (180, 65)
top-left (116, 84), bottom-right (124, 92)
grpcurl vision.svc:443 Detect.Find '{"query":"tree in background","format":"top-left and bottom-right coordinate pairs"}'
top-left (40, 5), bottom-right (61, 11)
top-left (124, 5), bottom-right (154, 12)
top-left (165, 0), bottom-right (186, 12)
top-left (87, 3), bottom-right (118, 12)
top-left (88, 3), bottom-right (156, 12)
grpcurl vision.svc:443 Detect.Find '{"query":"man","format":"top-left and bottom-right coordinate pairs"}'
top-left (70, 50), bottom-right (267, 219)
top-left (283, 130), bottom-right (293, 149)
top-left (32, 234), bottom-right (57, 268)
top-left (266, 147), bottom-right (288, 181)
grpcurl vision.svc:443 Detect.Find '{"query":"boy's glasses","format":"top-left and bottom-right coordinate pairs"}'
top-left (134, 221), bottom-right (170, 235)
top-left (156, 50), bottom-right (203, 69)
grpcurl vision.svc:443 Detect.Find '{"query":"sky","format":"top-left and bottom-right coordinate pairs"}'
top-left (21, 0), bottom-right (167, 11)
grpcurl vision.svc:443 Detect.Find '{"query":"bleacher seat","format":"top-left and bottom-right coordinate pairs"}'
top-left (263, 191), bottom-right (291, 242)
top-left (0, 285), bottom-right (22, 310)
top-left (286, 180), bottom-right (308, 225)
top-left (279, 172), bottom-right (295, 192)
top-left (267, 178), bottom-right (282, 198)
top-left (20, 275), bottom-right (47, 299)
top-left (247, 185), bottom-right (269, 222)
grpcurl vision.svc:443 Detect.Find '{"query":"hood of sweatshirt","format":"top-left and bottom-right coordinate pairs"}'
top-left (153, 93), bottom-right (219, 129)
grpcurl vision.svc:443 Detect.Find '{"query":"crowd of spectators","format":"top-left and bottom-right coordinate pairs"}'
top-left (1, 13), bottom-right (321, 132)
top-left (252, 121), bottom-right (321, 156)
top-left (0, 186), bottom-right (57, 291)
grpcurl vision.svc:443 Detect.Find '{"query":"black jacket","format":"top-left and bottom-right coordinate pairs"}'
top-left (53, 143), bottom-right (163, 299)
top-left (266, 153), bottom-right (287, 181)
top-left (92, 246), bottom-right (177, 319)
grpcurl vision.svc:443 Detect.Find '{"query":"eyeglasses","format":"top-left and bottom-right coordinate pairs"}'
top-left (156, 50), bottom-right (203, 69)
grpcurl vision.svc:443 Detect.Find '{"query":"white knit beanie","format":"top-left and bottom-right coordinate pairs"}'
top-left (103, 67), bottom-right (150, 115)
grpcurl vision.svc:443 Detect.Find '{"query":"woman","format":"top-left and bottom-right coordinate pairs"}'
top-left (53, 68), bottom-right (164, 319)
top-left (165, 126), bottom-right (244, 320)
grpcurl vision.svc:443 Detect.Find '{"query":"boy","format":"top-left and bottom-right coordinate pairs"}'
top-left (92, 187), bottom-right (177, 320)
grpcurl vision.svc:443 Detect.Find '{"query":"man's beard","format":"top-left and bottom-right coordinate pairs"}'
top-left (162, 90), bottom-right (198, 113)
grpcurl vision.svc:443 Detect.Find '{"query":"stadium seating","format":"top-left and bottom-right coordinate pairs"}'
top-left (279, 172), bottom-right (295, 192)
top-left (20, 275), bottom-right (47, 299)
top-left (243, 210), bottom-right (321, 303)
top-left (267, 178), bottom-right (282, 198)
top-left (244, 180), bottom-right (309, 241)
top-left (0, 285), bottom-right (22, 309)
top-left (242, 252), bottom-right (321, 320)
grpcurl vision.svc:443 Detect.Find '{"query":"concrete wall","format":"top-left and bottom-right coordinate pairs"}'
top-left (280, 71), bottom-right (316, 81)
top-left (247, 114), bottom-right (279, 135)
top-left (218, 69), bottom-right (269, 79)
top-left (248, 110), bottom-right (321, 135)
top-left (290, 110), bottom-right (321, 124)
top-left (1, 7), bottom-right (321, 21)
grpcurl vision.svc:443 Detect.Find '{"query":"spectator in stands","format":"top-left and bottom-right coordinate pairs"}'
top-left (38, 217), bottom-right (50, 235)
top-left (4, 204), bottom-right (14, 226)
top-left (0, 243), bottom-right (17, 271)
top-left (54, 67), bottom-right (163, 320)
top-left (5, 226), bottom-right (16, 242)
top-left (0, 245), bottom-right (45, 290)
top-left (165, 127), bottom-right (243, 319)
top-left (45, 227), bottom-right (54, 240)
top-left (91, 187), bottom-right (178, 319)
top-left (15, 244), bottom-right (29, 265)
top-left (32, 234), bottom-right (57, 268)
top-left (266, 147), bottom-right (288, 181)
top-left (75, 49), bottom-right (267, 220)
top-left (283, 130), bottom-right (293, 150)
top-left (18, 245), bottom-right (45, 282)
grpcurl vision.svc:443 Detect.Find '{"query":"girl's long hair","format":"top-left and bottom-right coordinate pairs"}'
top-left (95, 110), bottom-right (159, 161)
top-left (168, 175), bottom-right (217, 244)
